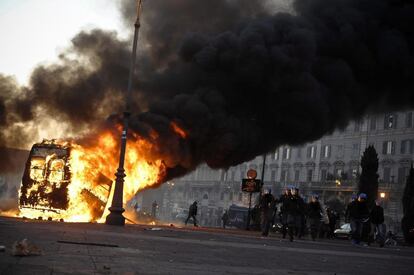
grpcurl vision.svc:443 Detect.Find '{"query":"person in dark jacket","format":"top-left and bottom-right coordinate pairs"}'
top-left (185, 201), bottom-right (198, 227)
top-left (307, 195), bottom-right (322, 241)
top-left (285, 187), bottom-right (305, 242)
top-left (327, 208), bottom-right (339, 239)
top-left (259, 189), bottom-right (275, 236)
top-left (294, 188), bottom-right (306, 238)
top-left (345, 194), bottom-right (357, 223)
top-left (371, 200), bottom-right (386, 247)
top-left (279, 187), bottom-right (292, 238)
top-left (221, 210), bottom-right (229, 229)
top-left (349, 193), bottom-right (370, 245)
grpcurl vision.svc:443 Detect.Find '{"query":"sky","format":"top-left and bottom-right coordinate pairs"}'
top-left (0, 0), bottom-right (126, 85)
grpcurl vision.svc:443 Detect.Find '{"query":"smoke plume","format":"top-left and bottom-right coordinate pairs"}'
top-left (1, 0), bottom-right (414, 184)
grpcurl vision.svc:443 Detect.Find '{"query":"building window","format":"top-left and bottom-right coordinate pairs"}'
top-left (274, 150), bottom-right (279, 160)
top-left (307, 169), bottom-right (313, 182)
top-left (307, 146), bottom-right (316, 158)
top-left (354, 120), bottom-right (361, 132)
top-left (384, 114), bottom-right (397, 129)
top-left (281, 170), bottom-right (288, 182)
top-left (401, 140), bottom-right (414, 154)
top-left (322, 145), bottom-right (331, 158)
top-left (398, 167), bottom-right (409, 184)
top-left (220, 170), bottom-right (226, 181)
top-left (382, 141), bottom-right (395, 155)
top-left (383, 167), bottom-right (391, 183)
top-left (336, 145), bottom-right (344, 158)
top-left (352, 143), bottom-right (359, 156)
top-left (296, 148), bottom-right (302, 158)
top-left (271, 170), bottom-right (276, 181)
top-left (352, 169), bottom-right (359, 179)
top-left (294, 170), bottom-right (300, 181)
top-left (283, 147), bottom-right (291, 160)
top-left (406, 112), bottom-right (413, 128)
top-left (370, 117), bottom-right (377, 131)
top-left (320, 169), bottom-right (327, 182)
top-left (335, 168), bottom-right (343, 179)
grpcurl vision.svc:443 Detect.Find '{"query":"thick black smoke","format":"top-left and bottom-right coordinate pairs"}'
top-left (0, 0), bottom-right (271, 171)
top-left (129, 0), bottom-right (414, 181)
top-left (1, 0), bottom-right (413, 184)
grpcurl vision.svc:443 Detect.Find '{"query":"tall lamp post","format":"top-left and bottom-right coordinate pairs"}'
top-left (106, 0), bottom-right (144, 226)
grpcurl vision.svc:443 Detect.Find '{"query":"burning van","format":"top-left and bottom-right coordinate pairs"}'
top-left (19, 140), bottom-right (112, 221)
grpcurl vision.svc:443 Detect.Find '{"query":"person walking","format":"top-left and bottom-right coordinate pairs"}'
top-left (371, 200), bottom-right (386, 247)
top-left (293, 188), bottom-right (306, 238)
top-left (221, 210), bottom-right (229, 229)
top-left (151, 200), bottom-right (158, 219)
top-left (307, 194), bottom-right (322, 241)
top-left (185, 201), bottom-right (198, 227)
top-left (279, 187), bottom-right (292, 239)
top-left (327, 208), bottom-right (338, 239)
top-left (285, 187), bottom-right (303, 242)
top-left (259, 189), bottom-right (275, 237)
top-left (349, 193), bottom-right (370, 245)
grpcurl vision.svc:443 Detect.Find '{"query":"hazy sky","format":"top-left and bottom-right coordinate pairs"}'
top-left (0, 0), bottom-right (126, 85)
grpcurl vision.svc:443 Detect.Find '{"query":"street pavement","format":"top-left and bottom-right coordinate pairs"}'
top-left (1, 216), bottom-right (413, 275)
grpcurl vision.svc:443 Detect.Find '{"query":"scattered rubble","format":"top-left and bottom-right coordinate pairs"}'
top-left (11, 239), bottom-right (42, 256)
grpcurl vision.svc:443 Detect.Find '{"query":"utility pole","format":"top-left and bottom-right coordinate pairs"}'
top-left (105, 0), bottom-right (143, 226)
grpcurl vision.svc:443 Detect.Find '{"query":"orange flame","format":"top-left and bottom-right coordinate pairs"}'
top-left (170, 121), bottom-right (187, 139)
top-left (18, 130), bottom-right (167, 223)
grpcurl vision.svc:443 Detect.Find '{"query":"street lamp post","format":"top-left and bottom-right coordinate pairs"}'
top-left (105, 0), bottom-right (144, 226)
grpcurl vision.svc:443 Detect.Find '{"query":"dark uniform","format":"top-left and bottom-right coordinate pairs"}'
top-left (221, 211), bottom-right (229, 229)
top-left (349, 197), bottom-right (369, 244)
top-left (307, 200), bottom-right (322, 241)
top-left (185, 201), bottom-right (198, 226)
top-left (279, 191), bottom-right (291, 238)
top-left (259, 192), bottom-right (275, 236)
top-left (284, 193), bottom-right (305, 241)
top-left (371, 204), bottom-right (385, 246)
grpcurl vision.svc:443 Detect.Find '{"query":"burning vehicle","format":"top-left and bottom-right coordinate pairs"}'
top-left (19, 140), bottom-right (112, 222)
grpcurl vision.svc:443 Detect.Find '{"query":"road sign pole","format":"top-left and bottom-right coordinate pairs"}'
top-left (246, 192), bottom-right (252, 230)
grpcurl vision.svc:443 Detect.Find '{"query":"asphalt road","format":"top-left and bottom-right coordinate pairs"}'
top-left (0, 217), bottom-right (413, 275)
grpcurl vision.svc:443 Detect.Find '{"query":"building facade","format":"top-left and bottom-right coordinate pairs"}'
top-left (142, 110), bottom-right (414, 232)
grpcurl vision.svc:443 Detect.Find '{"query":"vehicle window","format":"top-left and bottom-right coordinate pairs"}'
top-left (30, 157), bottom-right (45, 181)
top-left (48, 159), bottom-right (65, 182)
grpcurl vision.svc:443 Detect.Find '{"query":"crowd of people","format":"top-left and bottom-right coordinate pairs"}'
top-left (258, 187), bottom-right (339, 242)
top-left (256, 187), bottom-right (386, 246)
top-left (345, 193), bottom-right (386, 247)
top-left (184, 186), bottom-right (387, 247)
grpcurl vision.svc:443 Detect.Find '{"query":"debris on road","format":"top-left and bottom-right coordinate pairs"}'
top-left (145, 227), bottom-right (162, 231)
top-left (11, 239), bottom-right (42, 256)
